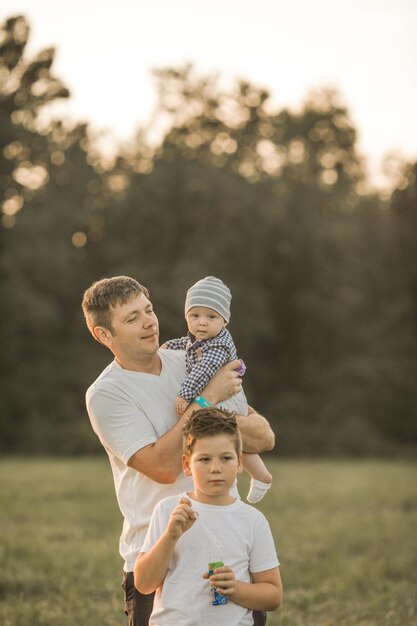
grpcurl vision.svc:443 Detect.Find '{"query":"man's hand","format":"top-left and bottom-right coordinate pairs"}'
top-left (202, 360), bottom-right (243, 406)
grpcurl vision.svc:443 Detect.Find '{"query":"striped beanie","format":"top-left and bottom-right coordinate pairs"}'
top-left (185, 276), bottom-right (231, 323)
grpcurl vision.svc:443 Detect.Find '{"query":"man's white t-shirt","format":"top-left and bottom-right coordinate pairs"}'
top-left (140, 494), bottom-right (280, 626)
top-left (86, 348), bottom-right (247, 571)
top-left (86, 349), bottom-right (194, 571)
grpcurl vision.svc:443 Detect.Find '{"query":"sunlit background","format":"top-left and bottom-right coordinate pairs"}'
top-left (1, 0), bottom-right (416, 189)
top-left (0, 1), bottom-right (416, 457)
top-left (1, 6), bottom-right (416, 623)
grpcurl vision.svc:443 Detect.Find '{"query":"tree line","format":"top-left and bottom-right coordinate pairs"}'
top-left (1, 15), bottom-right (416, 456)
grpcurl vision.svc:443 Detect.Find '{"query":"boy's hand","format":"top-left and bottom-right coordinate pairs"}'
top-left (167, 497), bottom-right (197, 539)
top-left (175, 396), bottom-right (188, 417)
top-left (202, 564), bottom-right (238, 597)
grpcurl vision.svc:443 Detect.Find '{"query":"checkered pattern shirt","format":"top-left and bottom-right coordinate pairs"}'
top-left (164, 328), bottom-right (237, 402)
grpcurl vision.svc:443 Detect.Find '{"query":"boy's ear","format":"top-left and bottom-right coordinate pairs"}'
top-left (182, 454), bottom-right (192, 476)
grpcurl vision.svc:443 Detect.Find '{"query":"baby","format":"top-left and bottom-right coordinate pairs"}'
top-left (164, 276), bottom-right (272, 503)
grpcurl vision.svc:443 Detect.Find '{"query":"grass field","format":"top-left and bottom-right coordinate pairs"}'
top-left (0, 458), bottom-right (416, 625)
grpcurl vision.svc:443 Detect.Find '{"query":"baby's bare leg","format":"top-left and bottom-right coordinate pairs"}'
top-left (243, 453), bottom-right (272, 483)
top-left (243, 452), bottom-right (272, 504)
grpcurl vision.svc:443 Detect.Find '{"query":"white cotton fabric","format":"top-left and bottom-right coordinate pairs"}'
top-left (218, 386), bottom-right (248, 416)
top-left (140, 494), bottom-right (279, 626)
top-left (86, 349), bottom-right (194, 571)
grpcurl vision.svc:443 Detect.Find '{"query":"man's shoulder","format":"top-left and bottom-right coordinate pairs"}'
top-left (86, 359), bottom-right (115, 387)
top-left (159, 347), bottom-right (187, 368)
top-left (86, 360), bottom-right (124, 402)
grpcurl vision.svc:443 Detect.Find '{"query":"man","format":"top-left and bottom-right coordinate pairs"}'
top-left (82, 276), bottom-right (275, 626)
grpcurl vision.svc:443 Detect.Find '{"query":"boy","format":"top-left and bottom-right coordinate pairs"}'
top-left (134, 408), bottom-right (282, 626)
top-left (164, 276), bottom-right (272, 504)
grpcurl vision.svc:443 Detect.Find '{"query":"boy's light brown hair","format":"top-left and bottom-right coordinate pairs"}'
top-left (183, 408), bottom-right (242, 457)
top-left (82, 276), bottom-right (149, 339)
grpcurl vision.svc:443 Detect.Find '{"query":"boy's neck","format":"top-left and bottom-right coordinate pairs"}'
top-left (186, 491), bottom-right (236, 506)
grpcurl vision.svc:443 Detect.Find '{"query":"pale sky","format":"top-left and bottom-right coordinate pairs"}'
top-left (1, 0), bottom-right (416, 188)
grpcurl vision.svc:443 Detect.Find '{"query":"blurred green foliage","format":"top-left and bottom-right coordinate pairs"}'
top-left (1, 16), bottom-right (416, 455)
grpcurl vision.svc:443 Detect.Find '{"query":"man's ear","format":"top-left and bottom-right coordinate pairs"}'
top-left (93, 325), bottom-right (112, 346)
top-left (182, 454), bottom-right (192, 476)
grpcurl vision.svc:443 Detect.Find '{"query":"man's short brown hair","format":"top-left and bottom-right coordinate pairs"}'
top-left (183, 408), bottom-right (242, 457)
top-left (82, 276), bottom-right (149, 340)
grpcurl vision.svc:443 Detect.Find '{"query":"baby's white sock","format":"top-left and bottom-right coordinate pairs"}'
top-left (246, 478), bottom-right (272, 504)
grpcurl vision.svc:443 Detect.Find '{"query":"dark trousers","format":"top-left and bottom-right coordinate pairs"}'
top-left (122, 571), bottom-right (267, 625)
top-left (122, 572), bottom-right (154, 626)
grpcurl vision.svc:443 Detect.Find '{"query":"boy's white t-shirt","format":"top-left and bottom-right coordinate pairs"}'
top-left (140, 494), bottom-right (280, 626)
top-left (86, 349), bottom-right (248, 571)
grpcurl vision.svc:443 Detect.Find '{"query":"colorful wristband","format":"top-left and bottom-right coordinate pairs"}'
top-left (193, 395), bottom-right (213, 409)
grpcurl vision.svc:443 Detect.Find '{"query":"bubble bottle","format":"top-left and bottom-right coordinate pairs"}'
top-left (208, 560), bottom-right (228, 606)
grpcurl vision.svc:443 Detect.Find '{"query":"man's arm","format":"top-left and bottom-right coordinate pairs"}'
top-left (236, 406), bottom-right (275, 454)
top-left (127, 413), bottom-right (188, 483)
top-left (127, 360), bottom-right (244, 483)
